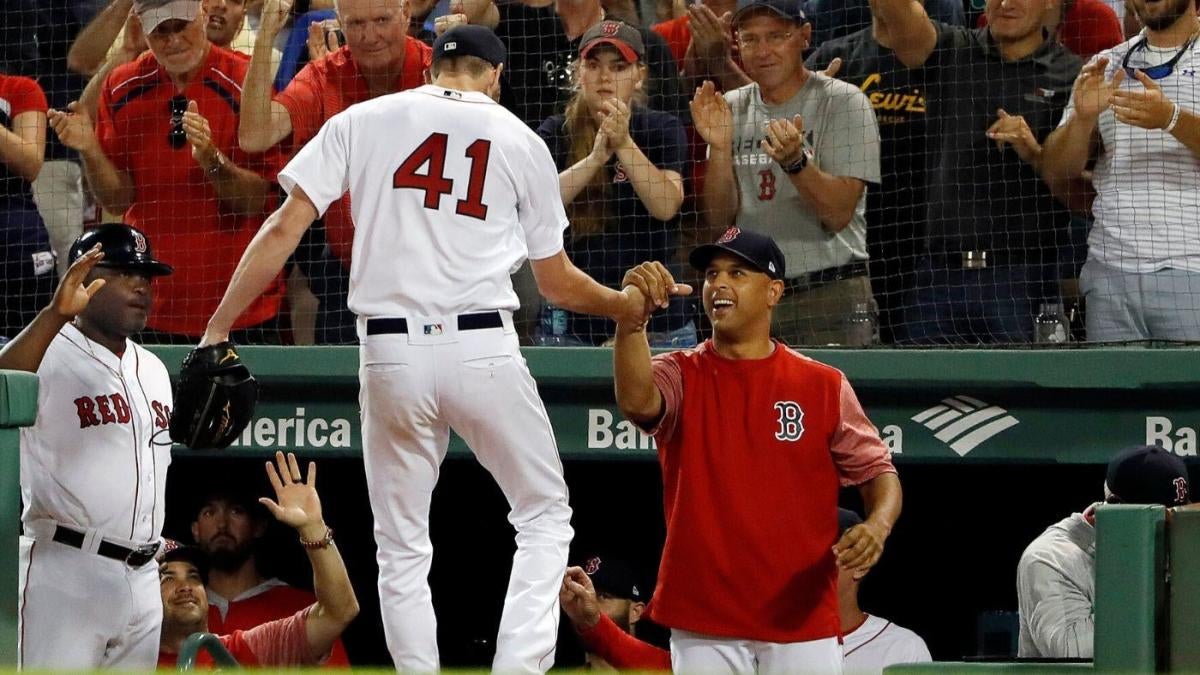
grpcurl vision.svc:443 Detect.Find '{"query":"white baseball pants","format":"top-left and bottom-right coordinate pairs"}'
top-left (671, 629), bottom-right (844, 675)
top-left (359, 312), bottom-right (573, 674)
top-left (18, 535), bottom-right (162, 668)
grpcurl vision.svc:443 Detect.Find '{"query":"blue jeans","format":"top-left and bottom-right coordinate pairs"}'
top-left (896, 255), bottom-right (1054, 345)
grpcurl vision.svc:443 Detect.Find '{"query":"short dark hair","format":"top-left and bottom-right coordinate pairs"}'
top-left (430, 54), bottom-right (494, 78)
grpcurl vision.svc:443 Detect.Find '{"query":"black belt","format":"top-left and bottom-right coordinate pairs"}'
top-left (783, 260), bottom-right (869, 294)
top-left (366, 311), bottom-right (504, 336)
top-left (52, 525), bottom-right (160, 567)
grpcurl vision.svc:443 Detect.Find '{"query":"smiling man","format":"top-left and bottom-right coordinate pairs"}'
top-left (870, 0), bottom-right (1083, 344)
top-left (1041, 0), bottom-right (1200, 341)
top-left (612, 228), bottom-right (902, 672)
top-left (692, 0), bottom-right (882, 347)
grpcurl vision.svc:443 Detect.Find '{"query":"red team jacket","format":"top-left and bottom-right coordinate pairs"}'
top-left (646, 341), bottom-right (896, 644)
top-left (206, 581), bottom-right (350, 665)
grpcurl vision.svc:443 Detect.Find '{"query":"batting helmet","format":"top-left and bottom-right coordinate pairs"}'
top-left (68, 224), bottom-right (174, 276)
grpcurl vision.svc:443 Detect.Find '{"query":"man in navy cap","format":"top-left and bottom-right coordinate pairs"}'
top-left (691, 0), bottom-right (882, 347)
top-left (613, 230), bottom-right (901, 670)
top-left (1017, 445), bottom-right (1191, 659)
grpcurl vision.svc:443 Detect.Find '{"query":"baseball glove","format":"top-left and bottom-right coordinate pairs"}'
top-left (169, 342), bottom-right (258, 450)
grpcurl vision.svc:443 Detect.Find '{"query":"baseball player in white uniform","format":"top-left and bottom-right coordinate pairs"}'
top-left (3, 223), bottom-right (175, 669)
top-left (200, 25), bottom-right (676, 674)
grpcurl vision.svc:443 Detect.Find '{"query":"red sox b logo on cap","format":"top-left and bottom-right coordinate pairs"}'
top-left (133, 230), bottom-right (148, 254)
top-left (602, 21), bottom-right (619, 36)
top-left (717, 226), bottom-right (741, 244)
top-left (1175, 476), bottom-right (1189, 504)
top-left (584, 556), bottom-right (602, 574)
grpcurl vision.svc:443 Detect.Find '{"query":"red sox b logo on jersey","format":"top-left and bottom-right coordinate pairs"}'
top-left (774, 401), bottom-right (804, 441)
top-left (757, 169), bottom-right (776, 201)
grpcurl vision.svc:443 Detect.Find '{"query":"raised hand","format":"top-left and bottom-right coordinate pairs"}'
top-left (1072, 57), bottom-right (1119, 123)
top-left (48, 101), bottom-right (98, 154)
top-left (52, 244), bottom-right (107, 320)
top-left (260, 0), bottom-right (295, 37)
top-left (1111, 70), bottom-right (1176, 130)
top-left (599, 99), bottom-right (632, 150)
top-left (690, 80), bottom-right (734, 150)
top-left (559, 567), bottom-right (601, 630)
top-left (182, 101), bottom-right (221, 170)
top-left (760, 115), bottom-right (806, 166)
top-left (986, 108), bottom-right (1041, 165)
top-left (259, 451), bottom-right (326, 541)
top-left (689, 4), bottom-right (733, 63)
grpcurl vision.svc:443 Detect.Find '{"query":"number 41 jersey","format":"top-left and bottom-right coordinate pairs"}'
top-left (278, 84), bottom-right (569, 319)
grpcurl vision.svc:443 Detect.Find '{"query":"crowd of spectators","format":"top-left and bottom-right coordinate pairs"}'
top-left (3, 0), bottom-right (1198, 346)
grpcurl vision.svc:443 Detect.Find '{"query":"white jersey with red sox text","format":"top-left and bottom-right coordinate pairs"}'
top-left (20, 323), bottom-right (173, 541)
top-left (277, 84), bottom-right (568, 318)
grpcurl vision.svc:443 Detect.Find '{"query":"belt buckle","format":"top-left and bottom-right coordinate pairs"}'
top-left (961, 251), bottom-right (989, 270)
top-left (126, 543), bottom-right (159, 567)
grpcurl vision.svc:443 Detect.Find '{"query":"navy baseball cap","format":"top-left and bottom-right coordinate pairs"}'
top-left (1105, 445), bottom-right (1191, 507)
top-left (838, 508), bottom-right (863, 537)
top-left (581, 554), bottom-right (644, 602)
top-left (689, 226), bottom-right (786, 280)
top-left (69, 223), bottom-right (173, 276)
top-left (733, 0), bottom-right (808, 26)
top-left (432, 25), bottom-right (507, 68)
top-left (580, 20), bottom-right (645, 63)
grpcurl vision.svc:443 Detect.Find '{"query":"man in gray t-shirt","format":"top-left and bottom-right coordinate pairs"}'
top-left (694, 0), bottom-right (881, 346)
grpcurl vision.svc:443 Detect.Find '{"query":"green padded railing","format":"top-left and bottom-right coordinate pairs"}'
top-left (1168, 507), bottom-right (1200, 670)
top-left (178, 632), bottom-right (240, 669)
top-left (0, 371), bottom-right (37, 666)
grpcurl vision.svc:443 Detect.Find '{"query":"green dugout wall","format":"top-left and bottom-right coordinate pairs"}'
top-left (151, 346), bottom-right (1200, 463)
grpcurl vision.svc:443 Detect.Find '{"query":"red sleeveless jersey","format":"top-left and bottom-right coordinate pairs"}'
top-left (645, 340), bottom-right (895, 643)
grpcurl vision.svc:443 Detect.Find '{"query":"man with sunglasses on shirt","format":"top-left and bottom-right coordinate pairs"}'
top-left (48, 0), bottom-right (286, 344)
top-left (1042, 0), bottom-right (1200, 342)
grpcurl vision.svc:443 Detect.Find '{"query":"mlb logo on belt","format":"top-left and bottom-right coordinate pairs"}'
top-left (424, 323), bottom-right (444, 336)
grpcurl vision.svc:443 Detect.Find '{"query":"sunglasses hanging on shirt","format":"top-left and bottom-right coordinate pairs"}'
top-left (1121, 33), bottom-right (1198, 81)
top-left (168, 94), bottom-right (187, 150)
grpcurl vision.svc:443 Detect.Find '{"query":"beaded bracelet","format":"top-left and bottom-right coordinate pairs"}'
top-left (300, 527), bottom-right (335, 550)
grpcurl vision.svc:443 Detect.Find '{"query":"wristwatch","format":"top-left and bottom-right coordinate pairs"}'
top-left (781, 147), bottom-right (813, 175)
top-left (205, 152), bottom-right (227, 176)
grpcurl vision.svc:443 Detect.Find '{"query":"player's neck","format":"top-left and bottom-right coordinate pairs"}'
top-left (72, 318), bottom-right (128, 357)
top-left (710, 329), bottom-right (775, 360)
top-left (839, 589), bottom-right (867, 633)
top-left (207, 560), bottom-right (264, 600)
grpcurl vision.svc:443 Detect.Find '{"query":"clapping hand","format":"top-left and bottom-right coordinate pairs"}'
top-left (51, 245), bottom-right (107, 320)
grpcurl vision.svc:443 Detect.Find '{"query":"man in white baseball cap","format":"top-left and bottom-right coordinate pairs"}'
top-left (134, 0), bottom-right (202, 35)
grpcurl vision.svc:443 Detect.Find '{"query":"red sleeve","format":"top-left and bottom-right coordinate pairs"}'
top-left (274, 58), bottom-right (326, 149)
top-left (644, 352), bottom-right (684, 444)
top-left (1, 76), bottom-right (48, 117)
top-left (830, 374), bottom-right (896, 487)
top-left (651, 18), bottom-right (690, 66)
top-left (240, 607), bottom-right (319, 666)
top-left (577, 613), bottom-right (672, 671)
top-left (95, 69), bottom-right (130, 171)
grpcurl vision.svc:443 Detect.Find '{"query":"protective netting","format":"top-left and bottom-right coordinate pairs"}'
top-left (3, 0), bottom-right (1198, 347)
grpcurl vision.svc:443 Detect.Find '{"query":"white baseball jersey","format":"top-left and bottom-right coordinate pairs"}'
top-left (843, 614), bottom-right (933, 674)
top-left (277, 84), bottom-right (569, 318)
top-left (18, 322), bottom-right (173, 669)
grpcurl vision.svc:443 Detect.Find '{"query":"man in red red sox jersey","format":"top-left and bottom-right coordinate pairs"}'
top-left (614, 226), bottom-right (902, 672)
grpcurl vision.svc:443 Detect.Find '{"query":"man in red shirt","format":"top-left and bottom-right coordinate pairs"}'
top-left (977, 0), bottom-right (1123, 59)
top-left (48, 0), bottom-right (285, 343)
top-left (191, 488), bottom-right (351, 664)
top-left (238, 0), bottom-right (433, 343)
top-left (614, 226), bottom-right (903, 671)
top-left (158, 452), bottom-right (358, 668)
